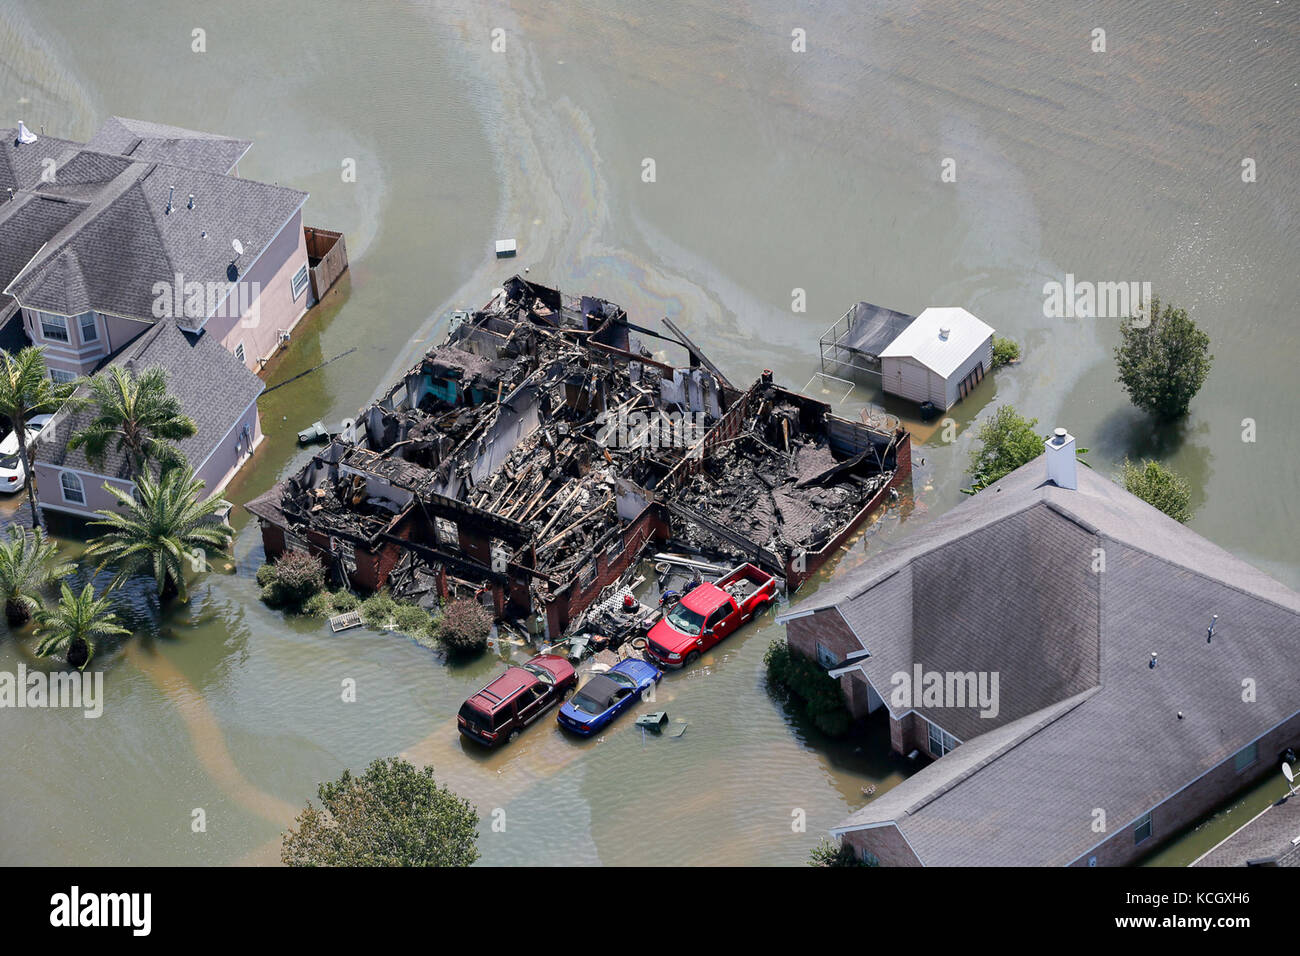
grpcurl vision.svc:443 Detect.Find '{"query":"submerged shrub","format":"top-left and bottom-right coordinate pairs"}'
top-left (431, 598), bottom-right (492, 654)
top-left (258, 551), bottom-right (326, 610)
top-left (360, 591), bottom-right (398, 627)
top-left (764, 638), bottom-right (852, 738)
top-left (809, 838), bottom-right (873, 867)
top-left (304, 589), bottom-right (362, 618)
top-left (393, 603), bottom-right (433, 635)
top-left (991, 335), bottom-right (1020, 368)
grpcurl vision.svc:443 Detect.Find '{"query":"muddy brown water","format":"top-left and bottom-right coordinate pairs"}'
top-left (0, 0), bottom-right (1296, 865)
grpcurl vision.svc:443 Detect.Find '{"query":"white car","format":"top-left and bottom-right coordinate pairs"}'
top-left (0, 414), bottom-right (54, 493)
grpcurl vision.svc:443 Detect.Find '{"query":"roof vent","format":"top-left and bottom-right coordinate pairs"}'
top-left (15, 120), bottom-right (37, 145)
top-left (1207, 614), bottom-right (1218, 644)
top-left (1044, 427), bottom-right (1077, 490)
top-left (938, 326), bottom-right (950, 340)
top-left (165, 185), bottom-right (175, 215)
top-left (187, 193), bottom-right (195, 210)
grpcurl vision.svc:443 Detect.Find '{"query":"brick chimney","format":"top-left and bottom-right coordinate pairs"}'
top-left (1045, 427), bottom-right (1077, 490)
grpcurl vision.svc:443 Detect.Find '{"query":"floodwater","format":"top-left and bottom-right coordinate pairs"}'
top-left (0, 0), bottom-right (1296, 865)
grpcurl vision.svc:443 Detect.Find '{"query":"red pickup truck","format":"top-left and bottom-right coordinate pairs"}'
top-left (645, 563), bottom-right (778, 668)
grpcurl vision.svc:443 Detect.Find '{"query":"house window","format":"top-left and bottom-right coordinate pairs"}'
top-left (1134, 811), bottom-right (1153, 845)
top-left (234, 342), bottom-right (246, 365)
top-left (291, 264), bottom-right (309, 301)
top-left (40, 314), bottom-right (69, 343)
top-left (579, 560), bottom-right (598, 588)
top-left (49, 368), bottom-right (77, 384)
top-left (927, 720), bottom-right (960, 758)
top-left (78, 313), bottom-right (98, 343)
top-left (60, 471), bottom-right (85, 505)
top-left (816, 642), bottom-right (839, 669)
top-left (1234, 741), bottom-right (1259, 773)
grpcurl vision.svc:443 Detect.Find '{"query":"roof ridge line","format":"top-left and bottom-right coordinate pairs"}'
top-left (1098, 532), bottom-right (1300, 619)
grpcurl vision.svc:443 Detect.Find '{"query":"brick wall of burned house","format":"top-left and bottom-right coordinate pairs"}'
top-left (543, 505), bottom-right (670, 637)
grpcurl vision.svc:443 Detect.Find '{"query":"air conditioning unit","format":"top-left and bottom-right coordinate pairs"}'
top-left (277, 329), bottom-right (291, 344)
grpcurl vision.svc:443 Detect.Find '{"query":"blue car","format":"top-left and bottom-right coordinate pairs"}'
top-left (557, 658), bottom-right (661, 736)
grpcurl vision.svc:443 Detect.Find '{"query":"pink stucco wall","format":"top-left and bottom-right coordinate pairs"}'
top-left (35, 394), bottom-right (263, 521)
top-left (205, 208), bottom-right (310, 370)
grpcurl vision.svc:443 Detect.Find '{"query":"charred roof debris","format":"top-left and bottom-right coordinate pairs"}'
top-left (247, 276), bottom-right (912, 640)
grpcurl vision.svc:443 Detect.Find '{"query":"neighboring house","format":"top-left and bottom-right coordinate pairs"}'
top-left (1, 116), bottom-right (313, 376)
top-left (879, 306), bottom-right (993, 409)
top-left (1193, 788), bottom-right (1300, 866)
top-left (33, 319), bottom-right (264, 520)
top-left (778, 430), bottom-right (1300, 866)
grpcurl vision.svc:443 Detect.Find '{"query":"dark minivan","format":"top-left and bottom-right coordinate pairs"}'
top-left (457, 653), bottom-right (577, 748)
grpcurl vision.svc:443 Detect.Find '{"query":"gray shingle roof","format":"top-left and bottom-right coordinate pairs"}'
top-left (36, 321), bottom-right (263, 481)
top-left (85, 116), bottom-right (251, 174)
top-left (804, 456), bottom-right (1300, 866)
top-left (1, 119), bottom-right (304, 323)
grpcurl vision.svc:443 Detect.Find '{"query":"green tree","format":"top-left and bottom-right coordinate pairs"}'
top-left (84, 463), bottom-right (233, 601)
top-left (1121, 459), bottom-right (1193, 523)
top-left (991, 335), bottom-right (1021, 368)
top-left (965, 405), bottom-right (1043, 493)
top-left (34, 581), bottom-right (129, 670)
top-left (0, 346), bottom-right (83, 530)
top-left (0, 525), bottom-right (75, 627)
top-left (281, 757), bottom-right (480, 867)
top-left (1114, 295), bottom-right (1213, 420)
top-left (809, 837), bottom-right (872, 867)
top-left (68, 365), bottom-right (196, 481)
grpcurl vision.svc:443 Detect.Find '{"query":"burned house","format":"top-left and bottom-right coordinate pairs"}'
top-left (247, 277), bottom-right (912, 638)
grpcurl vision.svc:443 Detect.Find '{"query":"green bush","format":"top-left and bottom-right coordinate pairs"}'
top-left (258, 551), bottom-right (326, 610)
top-left (304, 589), bottom-right (361, 618)
top-left (1121, 458), bottom-right (1193, 523)
top-left (809, 837), bottom-right (873, 867)
top-left (360, 591), bottom-right (398, 627)
top-left (430, 598), bottom-right (492, 654)
top-left (991, 336), bottom-right (1020, 368)
top-left (393, 603), bottom-right (433, 635)
top-left (764, 639), bottom-right (852, 737)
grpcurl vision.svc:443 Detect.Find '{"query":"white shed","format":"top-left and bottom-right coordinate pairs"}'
top-left (879, 307), bottom-right (994, 410)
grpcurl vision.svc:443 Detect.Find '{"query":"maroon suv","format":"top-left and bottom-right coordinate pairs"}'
top-left (457, 653), bottom-right (576, 748)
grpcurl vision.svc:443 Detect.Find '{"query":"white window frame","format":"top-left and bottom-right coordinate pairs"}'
top-left (816, 641), bottom-right (839, 669)
top-left (40, 314), bottom-right (69, 343)
top-left (234, 342), bottom-right (246, 365)
top-left (927, 719), bottom-right (960, 758)
top-left (291, 264), bottom-right (309, 301)
top-left (59, 471), bottom-right (85, 505)
top-left (78, 313), bottom-right (98, 344)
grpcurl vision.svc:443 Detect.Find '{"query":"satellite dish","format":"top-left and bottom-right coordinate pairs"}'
top-left (1285, 762), bottom-right (1295, 784)
top-left (231, 239), bottom-right (244, 257)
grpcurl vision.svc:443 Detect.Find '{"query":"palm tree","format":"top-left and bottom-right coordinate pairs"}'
top-left (84, 463), bottom-right (233, 601)
top-left (68, 365), bottom-right (196, 481)
top-left (0, 347), bottom-right (84, 530)
top-left (0, 525), bottom-right (75, 627)
top-left (35, 581), bottom-right (129, 670)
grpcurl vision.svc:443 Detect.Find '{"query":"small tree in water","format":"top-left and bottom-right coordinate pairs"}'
top-left (282, 757), bottom-right (479, 867)
top-left (0, 526), bottom-right (75, 627)
top-left (965, 405), bottom-right (1043, 493)
top-left (1121, 459), bottom-right (1193, 523)
top-left (1114, 295), bottom-right (1213, 421)
top-left (34, 581), bottom-right (129, 670)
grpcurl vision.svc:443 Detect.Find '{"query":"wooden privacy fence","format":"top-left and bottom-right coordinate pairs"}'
top-left (304, 226), bottom-right (349, 301)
